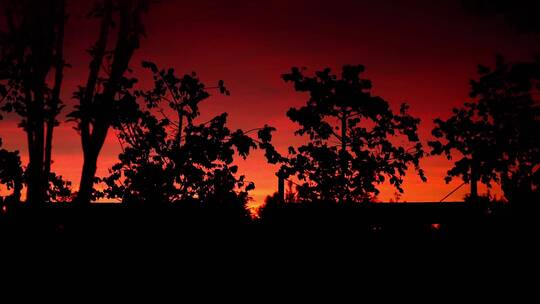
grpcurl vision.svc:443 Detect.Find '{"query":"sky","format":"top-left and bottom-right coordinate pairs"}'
top-left (1, 0), bottom-right (539, 208)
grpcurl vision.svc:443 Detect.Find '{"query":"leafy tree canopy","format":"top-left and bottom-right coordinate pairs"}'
top-left (430, 56), bottom-right (540, 202)
top-left (280, 65), bottom-right (425, 203)
top-left (97, 61), bottom-right (281, 211)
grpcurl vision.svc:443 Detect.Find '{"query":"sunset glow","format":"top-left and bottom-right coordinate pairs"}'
top-left (1, 0), bottom-right (538, 207)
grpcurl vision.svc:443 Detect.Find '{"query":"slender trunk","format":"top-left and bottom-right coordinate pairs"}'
top-left (43, 120), bottom-right (54, 199)
top-left (26, 1), bottom-right (56, 205)
top-left (76, 72), bottom-right (132, 205)
top-left (172, 109), bottom-right (184, 174)
top-left (278, 174), bottom-right (285, 203)
top-left (33, 89), bottom-right (46, 203)
top-left (24, 85), bottom-right (45, 205)
top-left (78, 120), bottom-right (111, 204)
top-left (176, 111), bottom-right (184, 149)
top-left (78, 149), bottom-right (99, 205)
top-left (470, 176), bottom-right (478, 201)
top-left (26, 98), bottom-right (45, 205)
top-left (339, 108), bottom-right (347, 204)
top-left (470, 156), bottom-right (479, 201)
top-left (78, 117), bottom-right (112, 205)
top-left (44, 0), bottom-right (65, 201)
top-left (12, 175), bottom-right (23, 203)
top-left (75, 0), bottom-right (143, 205)
top-left (25, 122), bottom-right (36, 204)
top-left (75, 0), bottom-right (112, 205)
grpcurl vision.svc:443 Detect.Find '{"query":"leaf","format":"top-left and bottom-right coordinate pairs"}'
top-left (245, 182), bottom-right (255, 192)
top-left (141, 61), bottom-right (158, 73)
top-left (257, 125), bottom-right (275, 143)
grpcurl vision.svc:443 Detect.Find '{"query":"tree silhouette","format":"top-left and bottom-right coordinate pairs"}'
top-left (97, 62), bottom-right (280, 212)
top-left (0, 0), bottom-right (67, 204)
top-left (279, 65), bottom-right (426, 203)
top-left (430, 56), bottom-right (540, 202)
top-left (69, 0), bottom-right (149, 205)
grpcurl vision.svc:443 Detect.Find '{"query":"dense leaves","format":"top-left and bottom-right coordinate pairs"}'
top-left (430, 56), bottom-right (540, 202)
top-left (98, 62), bottom-right (279, 212)
top-left (279, 65), bottom-right (426, 203)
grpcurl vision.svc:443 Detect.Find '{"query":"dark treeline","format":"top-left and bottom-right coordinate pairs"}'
top-left (0, 0), bottom-right (539, 245)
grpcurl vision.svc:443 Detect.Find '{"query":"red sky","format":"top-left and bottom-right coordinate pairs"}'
top-left (1, 0), bottom-right (539, 207)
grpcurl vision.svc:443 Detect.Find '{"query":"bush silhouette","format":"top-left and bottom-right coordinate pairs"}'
top-left (430, 56), bottom-right (540, 203)
top-left (97, 62), bottom-right (280, 220)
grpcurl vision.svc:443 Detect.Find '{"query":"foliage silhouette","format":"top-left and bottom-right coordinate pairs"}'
top-left (69, 0), bottom-right (149, 205)
top-left (430, 56), bottom-right (540, 203)
top-left (279, 65), bottom-right (426, 203)
top-left (96, 61), bottom-right (280, 218)
top-left (0, 0), bottom-right (67, 204)
top-left (47, 172), bottom-right (73, 203)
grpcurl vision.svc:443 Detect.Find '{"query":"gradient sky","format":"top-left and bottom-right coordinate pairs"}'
top-left (1, 0), bottom-right (539, 208)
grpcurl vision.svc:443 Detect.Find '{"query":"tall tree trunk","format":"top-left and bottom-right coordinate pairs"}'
top-left (3, 0), bottom-right (64, 205)
top-left (34, 90), bottom-right (46, 203)
top-left (339, 108), bottom-right (347, 204)
top-left (12, 178), bottom-right (22, 204)
top-left (25, 90), bottom-right (46, 205)
top-left (78, 149), bottom-right (99, 205)
top-left (176, 111), bottom-right (184, 149)
top-left (74, 0), bottom-right (112, 206)
top-left (24, 0), bottom-right (59, 205)
top-left (44, 0), bottom-right (65, 202)
top-left (470, 156), bottom-right (479, 201)
top-left (44, 116), bottom-right (55, 202)
top-left (25, 115), bottom-right (36, 204)
top-left (75, 0), bottom-right (144, 205)
top-left (9, 168), bottom-right (23, 204)
top-left (24, 80), bottom-right (46, 205)
top-left (78, 117), bottom-right (112, 204)
top-left (278, 173), bottom-right (285, 203)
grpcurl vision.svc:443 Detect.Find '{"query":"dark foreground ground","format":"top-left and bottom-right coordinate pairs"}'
top-left (1, 202), bottom-right (538, 297)
top-left (1, 201), bottom-right (538, 248)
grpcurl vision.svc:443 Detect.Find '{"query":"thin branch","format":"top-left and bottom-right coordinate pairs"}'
top-left (115, 130), bottom-right (125, 152)
top-left (243, 127), bottom-right (265, 135)
top-left (157, 108), bottom-right (179, 127)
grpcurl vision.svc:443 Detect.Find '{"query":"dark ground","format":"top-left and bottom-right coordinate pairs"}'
top-left (1, 202), bottom-right (538, 299)
top-left (1, 201), bottom-right (537, 249)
